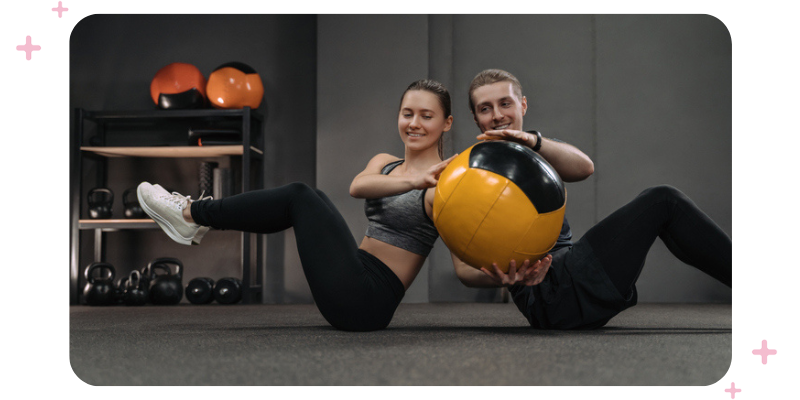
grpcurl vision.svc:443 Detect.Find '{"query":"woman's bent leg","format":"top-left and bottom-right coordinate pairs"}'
top-left (191, 183), bottom-right (399, 331)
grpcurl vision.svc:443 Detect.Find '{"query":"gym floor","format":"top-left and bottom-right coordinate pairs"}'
top-left (70, 302), bottom-right (731, 386)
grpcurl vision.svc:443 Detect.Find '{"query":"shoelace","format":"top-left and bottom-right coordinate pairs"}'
top-left (196, 190), bottom-right (213, 201)
top-left (166, 191), bottom-right (214, 210)
top-left (160, 192), bottom-right (192, 210)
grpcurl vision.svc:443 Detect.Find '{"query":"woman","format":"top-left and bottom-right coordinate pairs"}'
top-left (137, 79), bottom-right (551, 331)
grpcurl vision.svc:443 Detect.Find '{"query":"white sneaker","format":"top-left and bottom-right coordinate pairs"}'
top-left (150, 184), bottom-right (210, 245)
top-left (137, 182), bottom-right (210, 246)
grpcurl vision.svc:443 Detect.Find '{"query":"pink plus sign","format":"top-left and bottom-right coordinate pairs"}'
top-left (16, 36), bottom-right (41, 61)
top-left (725, 382), bottom-right (741, 399)
top-left (52, 1), bottom-right (68, 18)
top-left (752, 339), bottom-right (777, 364)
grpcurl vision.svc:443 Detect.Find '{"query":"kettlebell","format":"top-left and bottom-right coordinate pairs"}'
top-left (213, 277), bottom-right (243, 305)
top-left (87, 188), bottom-right (114, 219)
top-left (144, 258), bottom-right (183, 305)
top-left (140, 262), bottom-right (171, 283)
top-left (83, 262), bottom-right (116, 306)
top-left (124, 270), bottom-right (149, 306)
top-left (123, 188), bottom-right (146, 219)
top-left (186, 277), bottom-right (215, 305)
top-left (114, 276), bottom-right (129, 305)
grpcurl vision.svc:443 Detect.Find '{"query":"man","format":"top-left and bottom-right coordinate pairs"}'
top-left (451, 69), bottom-right (731, 329)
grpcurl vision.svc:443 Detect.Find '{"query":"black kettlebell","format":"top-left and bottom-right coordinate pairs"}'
top-left (124, 270), bottom-right (149, 306)
top-left (144, 258), bottom-right (183, 305)
top-left (213, 277), bottom-right (243, 305)
top-left (123, 188), bottom-right (146, 219)
top-left (114, 276), bottom-right (129, 305)
top-left (185, 277), bottom-right (215, 305)
top-left (83, 262), bottom-right (116, 306)
top-left (140, 262), bottom-right (171, 282)
top-left (87, 188), bottom-right (114, 219)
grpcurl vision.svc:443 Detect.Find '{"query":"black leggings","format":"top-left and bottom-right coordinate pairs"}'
top-left (582, 185), bottom-right (731, 296)
top-left (190, 182), bottom-right (405, 331)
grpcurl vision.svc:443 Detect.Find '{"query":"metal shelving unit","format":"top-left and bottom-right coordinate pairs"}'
top-left (70, 107), bottom-right (265, 305)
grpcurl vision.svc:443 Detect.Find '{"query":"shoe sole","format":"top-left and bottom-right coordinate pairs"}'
top-left (137, 184), bottom-right (194, 246)
top-left (192, 226), bottom-right (210, 245)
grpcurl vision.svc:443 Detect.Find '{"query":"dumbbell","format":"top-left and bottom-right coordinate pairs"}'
top-left (185, 277), bottom-right (215, 305)
top-left (213, 278), bottom-right (243, 305)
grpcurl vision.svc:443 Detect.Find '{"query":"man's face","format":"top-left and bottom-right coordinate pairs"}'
top-left (471, 81), bottom-right (527, 133)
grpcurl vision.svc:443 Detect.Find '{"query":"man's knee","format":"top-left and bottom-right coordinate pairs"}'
top-left (639, 185), bottom-right (685, 203)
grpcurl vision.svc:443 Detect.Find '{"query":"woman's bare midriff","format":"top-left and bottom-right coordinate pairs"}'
top-left (359, 236), bottom-right (426, 290)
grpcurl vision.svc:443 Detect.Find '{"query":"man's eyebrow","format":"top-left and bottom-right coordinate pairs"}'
top-left (477, 96), bottom-right (513, 106)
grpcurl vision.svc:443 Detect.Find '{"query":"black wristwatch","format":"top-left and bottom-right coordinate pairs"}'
top-left (527, 130), bottom-right (543, 152)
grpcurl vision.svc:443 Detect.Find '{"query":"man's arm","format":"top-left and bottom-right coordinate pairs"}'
top-left (535, 136), bottom-right (594, 182)
top-left (476, 130), bottom-right (594, 182)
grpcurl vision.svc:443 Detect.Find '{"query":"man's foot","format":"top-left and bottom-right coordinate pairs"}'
top-left (137, 182), bottom-right (207, 246)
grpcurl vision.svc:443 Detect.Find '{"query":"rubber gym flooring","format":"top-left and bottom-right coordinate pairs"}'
top-left (70, 302), bottom-right (731, 386)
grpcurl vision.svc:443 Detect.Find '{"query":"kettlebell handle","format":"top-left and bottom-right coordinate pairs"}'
top-left (128, 270), bottom-right (141, 289)
top-left (88, 188), bottom-right (114, 206)
top-left (146, 257), bottom-right (183, 280)
top-left (84, 262), bottom-right (116, 284)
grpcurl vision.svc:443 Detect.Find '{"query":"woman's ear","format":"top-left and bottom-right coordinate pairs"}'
top-left (443, 115), bottom-right (454, 132)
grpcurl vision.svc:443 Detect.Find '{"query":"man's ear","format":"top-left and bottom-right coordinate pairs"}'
top-left (521, 96), bottom-right (528, 116)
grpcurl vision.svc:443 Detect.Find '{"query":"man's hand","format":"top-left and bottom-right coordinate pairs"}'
top-left (477, 129), bottom-right (536, 148)
top-left (479, 255), bottom-right (552, 287)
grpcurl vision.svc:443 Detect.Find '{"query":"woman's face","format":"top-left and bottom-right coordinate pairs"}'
top-left (398, 90), bottom-right (452, 152)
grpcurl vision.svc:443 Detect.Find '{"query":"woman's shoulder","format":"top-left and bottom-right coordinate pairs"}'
top-left (366, 153), bottom-right (403, 171)
top-left (369, 153), bottom-right (402, 165)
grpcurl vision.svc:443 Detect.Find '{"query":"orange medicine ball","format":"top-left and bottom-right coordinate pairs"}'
top-left (206, 62), bottom-right (264, 109)
top-left (433, 141), bottom-right (567, 273)
top-left (149, 62), bottom-right (207, 109)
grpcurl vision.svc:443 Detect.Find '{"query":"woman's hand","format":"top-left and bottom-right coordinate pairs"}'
top-left (476, 129), bottom-right (536, 148)
top-left (413, 154), bottom-right (458, 189)
top-left (479, 254), bottom-right (552, 287)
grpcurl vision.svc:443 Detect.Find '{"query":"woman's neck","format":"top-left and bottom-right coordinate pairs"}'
top-left (403, 146), bottom-right (441, 172)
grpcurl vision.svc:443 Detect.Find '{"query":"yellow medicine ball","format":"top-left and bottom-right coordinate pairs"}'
top-left (433, 140), bottom-right (566, 273)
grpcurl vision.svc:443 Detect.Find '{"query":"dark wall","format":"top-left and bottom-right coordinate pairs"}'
top-left (318, 15), bottom-right (732, 303)
top-left (71, 15), bottom-right (317, 301)
top-left (72, 14), bottom-right (731, 305)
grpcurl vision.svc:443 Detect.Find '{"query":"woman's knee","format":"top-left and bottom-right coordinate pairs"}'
top-left (283, 182), bottom-right (318, 202)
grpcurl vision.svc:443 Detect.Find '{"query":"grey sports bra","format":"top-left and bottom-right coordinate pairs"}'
top-left (364, 160), bottom-right (439, 256)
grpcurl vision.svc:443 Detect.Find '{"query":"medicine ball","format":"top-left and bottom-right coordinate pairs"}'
top-left (433, 140), bottom-right (566, 273)
top-left (206, 62), bottom-right (264, 109)
top-left (150, 62), bottom-right (207, 109)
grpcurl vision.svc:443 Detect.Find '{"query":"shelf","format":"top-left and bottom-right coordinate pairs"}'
top-left (81, 145), bottom-right (263, 158)
top-left (72, 106), bottom-right (265, 305)
top-left (79, 219), bottom-right (158, 230)
top-left (83, 108), bottom-right (264, 121)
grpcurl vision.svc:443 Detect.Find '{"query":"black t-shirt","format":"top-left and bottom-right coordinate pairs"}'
top-left (551, 216), bottom-right (573, 253)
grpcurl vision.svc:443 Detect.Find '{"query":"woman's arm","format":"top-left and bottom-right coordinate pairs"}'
top-left (451, 252), bottom-right (551, 288)
top-left (350, 153), bottom-right (457, 199)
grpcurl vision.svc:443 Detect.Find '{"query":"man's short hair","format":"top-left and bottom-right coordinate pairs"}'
top-left (468, 69), bottom-right (523, 113)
